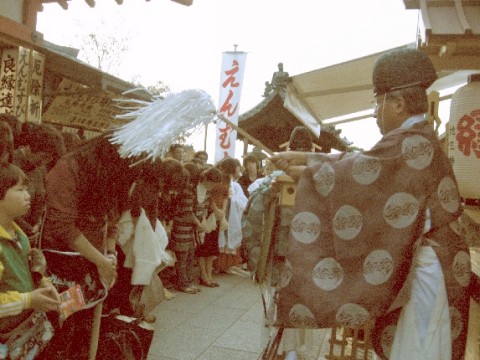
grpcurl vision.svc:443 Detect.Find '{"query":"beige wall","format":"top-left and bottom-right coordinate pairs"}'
top-left (0, 0), bottom-right (23, 23)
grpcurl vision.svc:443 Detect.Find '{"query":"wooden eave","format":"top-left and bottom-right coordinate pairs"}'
top-left (42, 42), bottom-right (151, 101)
top-left (39, 0), bottom-right (193, 10)
top-left (402, 0), bottom-right (480, 72)
top-left (0, 15), bottom-right (43, 49)
top-left (0, 15), bottom-right (150, 101)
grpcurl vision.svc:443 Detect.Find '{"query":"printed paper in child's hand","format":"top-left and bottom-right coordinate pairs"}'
top-left (59, 284), bottom-right (85, 322)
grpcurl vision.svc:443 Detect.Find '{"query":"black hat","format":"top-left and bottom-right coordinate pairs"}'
top-left (372, 48), bottom-right (437, 96)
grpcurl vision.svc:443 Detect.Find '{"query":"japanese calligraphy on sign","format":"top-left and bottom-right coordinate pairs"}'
top-left (15, 47), bottom-right (30, 121)
top-left (42, 90), bottom-right (128, 131)
top-left (28, 51), bottom-right (45, 123)
top-left (214, 51), bottom-right (247, 163)
top-left (0, 48), bottom-right (18, 115)
top-left (0, 46), bottom-right (45, 122)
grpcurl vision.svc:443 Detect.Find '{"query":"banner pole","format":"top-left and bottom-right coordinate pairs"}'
top-left (203, 122), bottom-right (208, 151)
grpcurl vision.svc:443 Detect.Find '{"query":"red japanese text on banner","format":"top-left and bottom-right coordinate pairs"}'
top-left (214, 51), bottom-right (247, 163)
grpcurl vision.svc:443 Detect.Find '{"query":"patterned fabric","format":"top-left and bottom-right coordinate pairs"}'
top-left (0, 311), bottom-right (53, 360)
top-left (276, 122), bottom-right (471, 359)
top-left (171, 186), bottom-right (196, 252)
top-left (242, 171), bottom-right (288, 285)
top-left (42, 250), bottom-right (107, 310)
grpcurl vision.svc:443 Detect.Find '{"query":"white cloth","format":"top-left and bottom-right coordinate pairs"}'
top-left (390, 246), bottom-right (451, 360)
top-left (277, 329), bottom-right (316, 354)
top-left (390, 114), bottom-right (451, 359)
top-left (247, 177), bottom-right (267, 195)
top-left (218, 180), bottom-right (248, 251)
top-left (117, 209), bottom-right (173, 285)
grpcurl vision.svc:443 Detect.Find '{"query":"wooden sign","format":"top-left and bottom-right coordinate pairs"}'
top-left (0, 46), bottom-right (45, 122)
top-left (42, 90), bottom-right (128, 132)
top-left (0, 48), bottom-right (18, 115)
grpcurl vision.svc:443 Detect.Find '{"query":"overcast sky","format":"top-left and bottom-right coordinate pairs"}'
top-left (37, 0), bottom-right (421, 152)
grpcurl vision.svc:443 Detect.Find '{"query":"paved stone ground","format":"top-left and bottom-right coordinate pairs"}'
top-left (147, 273), bottom-right (264, 360)
top-left (146, 272), bottom-right (378, 360)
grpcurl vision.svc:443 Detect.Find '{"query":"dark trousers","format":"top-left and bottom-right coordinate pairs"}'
top-left (174, 247), bottom-right (195, 289)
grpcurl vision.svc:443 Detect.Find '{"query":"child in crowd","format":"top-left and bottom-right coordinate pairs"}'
top-left (195, 166), bottom-right (222, 287)
top-left (171, 162), bottom-right (204, 294)
top-left (0, 163), bottom-right (60, 359)
top-left (215, 158), bottom-right (248, 274)
top-left (238, 153), bottom-right (260, 198)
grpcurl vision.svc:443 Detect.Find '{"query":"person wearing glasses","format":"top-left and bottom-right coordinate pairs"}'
top-left (271, 48), bottom-right (471, 360)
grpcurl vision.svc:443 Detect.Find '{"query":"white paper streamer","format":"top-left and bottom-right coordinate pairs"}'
top-left (110, 89), bottom-right (216, 160)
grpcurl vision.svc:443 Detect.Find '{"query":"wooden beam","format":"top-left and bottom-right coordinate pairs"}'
top-left (23, 0), bottom-right (44, 29)
top-left (299, 84), bottom-right (372, 99)
top-left (57, 0), bottom-right (68, 9)
top-left (454, 0), bottom-right (473, 35)
top-left (430, 55), bottom-right (480, 71)
top-left (404, 0), bottom-right (480, 10)
top-left (0, 15), bottom-right (44, 48)
top-left (171, 0), bottom-right (193, 5)
top-left (217, 114), bottom-right (274, 156)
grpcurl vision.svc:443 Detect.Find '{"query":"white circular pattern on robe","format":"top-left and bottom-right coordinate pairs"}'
top-left (335, 303), bottom-right (370, 327)
top-left (289, 304), bottom-right (318, 328)
top-left (279, 260), bottom-right (293, 288)
top-left (290, 211), bottom-right (321, 244)
top-left (449, 306), bottom-right (463, 341)
top-left (333, 205), bottom-right (363, 240)
top-left (312, 258), bottom-right (344, 291)
top-left (437, 177), bottom-right (460, 214)
top-left (313, 163), bottom-right (335, 196)
top-left (383, 192), bottom-right (419, 229)
top-left (380, 325), bottom-right (396, 358)
top-left (453, 251), bottom-right (471, 287)
top-left (363, 250), bottom-right (394, 285)
top-left (352, 155), bottom-right (382, 185)
top-left (402, 135), bottom-right (434, 170)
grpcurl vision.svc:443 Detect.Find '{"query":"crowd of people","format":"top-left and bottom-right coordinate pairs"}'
top-left (0, 47), bottom-right (473, 360)
top-left (0, 117), bottom-right (262, 359)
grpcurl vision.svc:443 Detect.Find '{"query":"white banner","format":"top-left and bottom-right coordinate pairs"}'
top-left (214, 51), bottom-right (247, 163)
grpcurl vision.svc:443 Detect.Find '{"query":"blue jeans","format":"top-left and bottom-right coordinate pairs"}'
top-left (175, 247), bottom-right (195, 289)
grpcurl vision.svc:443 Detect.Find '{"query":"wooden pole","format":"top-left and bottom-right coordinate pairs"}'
top-left (243, 139), bottom-right (248, 157)
top-left (203, 122), bottom-right (208, 151)
top-left (217, 114), bottom-right (274, 156)
top-left (88, 302), bottom-right (103, 360)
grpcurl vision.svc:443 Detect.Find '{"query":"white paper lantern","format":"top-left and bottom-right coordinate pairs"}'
top-left (448, 74), bottom-right (480, 201)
